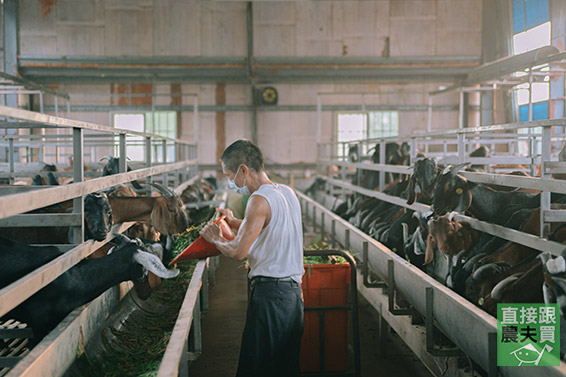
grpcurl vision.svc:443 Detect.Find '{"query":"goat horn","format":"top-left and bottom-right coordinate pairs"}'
top-left (150, 182), bottom-right (175, 200)
top-left (490, 273), bottom-right (522, 301)
top-left (100, 156), bottom-right (112, 161)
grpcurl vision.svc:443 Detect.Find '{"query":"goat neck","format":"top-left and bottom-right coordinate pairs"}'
top-left (108, 196), bottom-right (157, 224)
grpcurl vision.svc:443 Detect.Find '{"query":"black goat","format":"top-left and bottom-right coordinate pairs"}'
top-left (100, 156), bottom-right (143, 190)
top-left (432, 163), bottom-right (539, 220)
top-left (406, 158), bottom-right (439, 205)
top-left (358, 142), bottom-right (410, 190)
top-left (0, 234), bottom-right (179, 345)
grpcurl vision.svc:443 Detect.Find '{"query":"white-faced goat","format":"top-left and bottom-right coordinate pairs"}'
top-left (0, 234), bottom-right (179, 346)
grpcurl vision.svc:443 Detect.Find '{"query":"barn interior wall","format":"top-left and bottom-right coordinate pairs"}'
top-left (18, 0), bottom-right (483, 165)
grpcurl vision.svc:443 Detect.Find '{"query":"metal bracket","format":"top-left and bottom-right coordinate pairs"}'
top-left (387, 260), bottom-right (412, 316)
top-left (362, 242), bottom-right (387, 289)
top-left (488, 331), bottom-right (498, 377)
top-left (425, 287), bottom-right (462, 357)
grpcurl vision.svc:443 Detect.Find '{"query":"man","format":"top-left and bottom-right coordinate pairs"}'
top-left (201, 139), bottom-right (304, 377)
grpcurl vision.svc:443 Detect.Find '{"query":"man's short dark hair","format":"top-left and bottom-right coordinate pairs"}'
top-left (221, 139), bottom-right (264, 173)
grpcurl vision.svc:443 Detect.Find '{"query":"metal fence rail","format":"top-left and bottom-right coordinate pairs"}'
top-left (0, 105), bottom-right (200, 376)
top-left (318, 118), bottom-right (566, 251)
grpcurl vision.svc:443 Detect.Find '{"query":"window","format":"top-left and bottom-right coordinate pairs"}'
top-left (512, 0), bottom-right (550, 130)
top-left (113, 111), bottom-right (177, 162)
top-left (336, 111), bottom-right (399, 157)
top-left (114, 113), bottom-right (145, 162)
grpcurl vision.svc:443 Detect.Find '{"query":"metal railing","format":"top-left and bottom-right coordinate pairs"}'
top-left (318, 118), bottom-right (566, 244)
top-left (0, 106), bottom-right (200, 376)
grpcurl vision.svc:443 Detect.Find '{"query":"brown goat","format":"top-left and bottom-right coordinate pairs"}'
top-left (481, 259), bottom-right (544, 316)
top-left (425, 215), bottom-right (479, 265)
top-left (108, 183), bottom-right (188, 236)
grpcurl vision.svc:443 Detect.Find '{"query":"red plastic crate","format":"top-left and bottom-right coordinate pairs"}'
top-left (300, 263), bottom-right (350, 373)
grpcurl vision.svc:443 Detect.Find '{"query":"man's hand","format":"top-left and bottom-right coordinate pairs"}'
top-left (216, 207), bottom-right (242, 230)
top-left (200, 222), bottom-right (221, 243)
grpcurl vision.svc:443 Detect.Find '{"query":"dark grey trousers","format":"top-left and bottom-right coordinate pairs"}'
top-left (235, 280), bottom-right (304, 377)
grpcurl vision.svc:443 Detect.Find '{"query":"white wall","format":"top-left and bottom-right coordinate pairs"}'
top-left (18, 0), bottom-right (483, 165)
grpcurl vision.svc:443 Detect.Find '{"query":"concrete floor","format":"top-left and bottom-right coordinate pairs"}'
top-left (189, 257), bottom-right (433, 377)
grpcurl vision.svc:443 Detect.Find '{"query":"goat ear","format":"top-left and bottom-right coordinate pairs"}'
top-left (151, 200), bottom-right (171, 235)
top-left (406, 174), bottom-right (416, 205)
top-left (424, 233), bottom-right (435, 265)
top-left (133, 250), bottom-right (179, 279)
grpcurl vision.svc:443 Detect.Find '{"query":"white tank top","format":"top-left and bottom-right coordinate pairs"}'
top-left (247, 183), bottom-right (304, 283)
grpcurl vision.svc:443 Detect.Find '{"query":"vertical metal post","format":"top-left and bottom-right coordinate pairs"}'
top-left (488, 332), bottom-right (498, 377)
top-left (72, 128), bottom-right (84, 244)
top-left (312, 207), bottom-right (316, 232)
top-left (379, 140), bottom-right (385, 192)
top-left (320, 213), bottom-right (325, 239)
top-left (331, 219), bottom-right (336, 248)
top-left (317, 95), bottom-right (322, 145)
top-left (181, 143), bottom-right (187, 183)
top-left (345, 229), bottom-right (350, 250)
top-left (194, 96), bottom-right (199, 145)
top-left (426, 95), bottom-right (432, 155)
top-left (541, 125), bottom-right (552, 237)
top-left (39, 91), bottom-right (46, 162)
top-left (66, 99), bottom-right (71, 118)
top-left (528, 68), bottom-right (534, 122)
top-left (201, 264), bottom-right (209, 315)
top-left (119, 133), bottom-right (127, 173)
top-left (162, 140), bottom-right (168, 186)
top-left (174, 142), bottom-right (180, 187)
top-left (191, 294), bottom-right (203, 356)
top-left (54, 96), bottom-right (59, 117)
top-left (410, 137), bottom-right (417, 165)
top-left (146, 136), bottom-right (152, 190)
top-left (458, 89), bottom-right (464, 129)
top-left (8, 138), bottom-right (14, 185)
top-left (457, 133), bottom-right (465, 164)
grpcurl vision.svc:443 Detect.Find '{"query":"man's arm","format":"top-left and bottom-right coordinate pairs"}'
top-left (201, 195), bottom-right (270, 261)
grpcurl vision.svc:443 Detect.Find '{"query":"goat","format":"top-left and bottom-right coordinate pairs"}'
top-left (0, 234), bottom-right (179, 345)
top-left (406, 157), bottom-right (439, 205)
top-left (181, 178), bottom-right (217, 225)
top-left (100, 156), bottom-right (144, 190)
top-left (0, 192), bottom-right (113, 244)
top-left (357, 142), bottom-right (410, 190)
top-left (432, 163), bottom-right (540, 220)
top-left (108, 183), bottom-right (188, 236)
top-left (464, 206), bottom-right (566, 307)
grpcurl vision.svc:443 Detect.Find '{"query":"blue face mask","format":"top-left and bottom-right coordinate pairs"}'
top-left (228, 167), bottom-right (250, 196)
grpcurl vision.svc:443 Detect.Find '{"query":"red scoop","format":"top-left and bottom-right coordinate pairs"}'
top-left (170, 216), bottom-right (235, 264)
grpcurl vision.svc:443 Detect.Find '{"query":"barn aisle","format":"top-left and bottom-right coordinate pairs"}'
top-left (189, 257), bottom-right (248, 376)
top-left (189, 256), bottom-right (433, 377)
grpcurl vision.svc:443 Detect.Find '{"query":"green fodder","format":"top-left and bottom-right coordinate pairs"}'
top-left (303, 239), bottom-right (348, 277)
top-left (72, 261), bottom-right (197, 377)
